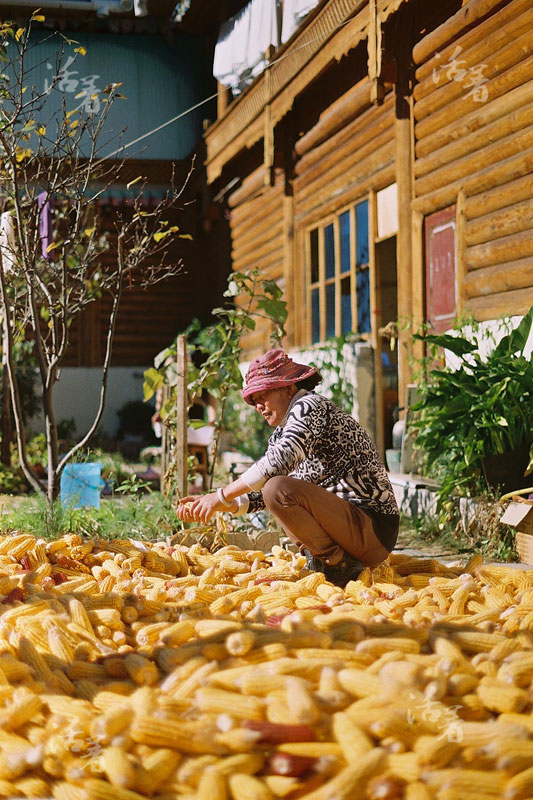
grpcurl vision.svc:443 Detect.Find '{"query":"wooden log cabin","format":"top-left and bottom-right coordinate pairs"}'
top-left (202, 0), bottom-right (533, 456)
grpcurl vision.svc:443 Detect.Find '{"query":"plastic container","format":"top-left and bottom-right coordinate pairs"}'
top-left (60, 463), bottom-right (103, 509)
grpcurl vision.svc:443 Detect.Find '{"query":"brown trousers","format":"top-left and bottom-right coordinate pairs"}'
top-left (262, 475), bottom-right (390, 568)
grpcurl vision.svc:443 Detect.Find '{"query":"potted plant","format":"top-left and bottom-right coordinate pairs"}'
top-left (409, 306), bottom-right (533, 504)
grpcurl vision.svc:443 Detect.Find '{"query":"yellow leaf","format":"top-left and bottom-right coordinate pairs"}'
top-left (37, 126), bottom-right (46, 136)
top-left (46, 242), bottom-right (58, 253)
top-left (32, 15), bottom-right (45, 22)
top-left (70, 119), bottom-right (79, 129)
top-left (179, 234), bottom-right (193, 240)
top-left (15, 28), bottom-right (25, 41)
top-left (126, 176), bottom-right (143, 190)
top-left (84, 228), bottom-right (95, 237)
top-left (74, 46), bottom-right (86, 56)
top-left (153, 231), bottom-right (168, 243)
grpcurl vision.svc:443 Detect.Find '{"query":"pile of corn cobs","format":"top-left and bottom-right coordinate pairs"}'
top-left (0, 531), bottom-right (532, 799)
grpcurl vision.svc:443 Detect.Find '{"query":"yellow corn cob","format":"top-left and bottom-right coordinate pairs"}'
top-left (47, 626), bottom-right (74, 662)
top-left (130, 715), bottom-right (223, 754)
top-left (414, 735), bottom-right (461, 768)
top-left (134, 748), bottom-right (181, 794)
top-left (192, 768), bottom-right (229, 800)
top-left (101, 745), bottom-right (137, 789)
top-left (0, 692), bottom-right (42, 730)
top-left (477, 680), bottom-right (528, 714)
top-left (196, 687), bottom-right (264, 720)
top-left (84, 778), bottom-right (148, 800)
top-left (285, 676), bottom-right (319, 725)
top-left (422, 768), bottom-right (506, 795)
top-left (67, 661), bottom-right (107, 682)
top-left (228, 772), bottom-right (272, 800)
top-left (210, 752), bottom-right (265, 776)
top-left (332, 711), bottom-right (373, 760)
top-left (17, 636), bottom-right (53, 681)
top-left (91, 706), bottom-right (133, 744)
top-left (69, 597), bottom-right (95, 633)
top-left (294, 746), bottom-right (384, 800)
top-left (405, 782), bottom-right (433, 800)
top-left (337, 667), bottom-right (382, 697)
top-left (449, 630), bottom-right (507, 654)
top-left (226, 629), bottom-right (256, 656)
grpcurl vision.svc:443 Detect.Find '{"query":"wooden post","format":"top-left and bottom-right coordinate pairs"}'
top-left (369, 189), bottom-right (384, 456)
top-left (264, 46), bottom-right (275, 186)
top-left (159, 385), bottom-right (168, 495)
top-left (456, 189), bottom-right (466, 318)
top-left (395, 39), bottom-right (414, 417)
top-left (176, 335), bottom-right (188, 500)
top-left (217, 81), bottom-right (230, 118)
top-left (368, 0), bottom-right (384, 105)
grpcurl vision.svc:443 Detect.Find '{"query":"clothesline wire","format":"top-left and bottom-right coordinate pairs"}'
top-left (105, 15), bottom-right (353, 160)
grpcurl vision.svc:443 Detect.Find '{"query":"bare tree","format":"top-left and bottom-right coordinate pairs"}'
top-left (0, 15), bottom-right (191, 504)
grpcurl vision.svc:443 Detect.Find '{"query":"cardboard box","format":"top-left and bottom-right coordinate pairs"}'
top-left (501, 501), bottom-right (533, 564)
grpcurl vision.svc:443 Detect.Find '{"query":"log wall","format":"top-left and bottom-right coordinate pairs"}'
top-left (293, 83), bottom-right (395, 227)
top-left (413, 0), bottom-right (533, 321)
top-left (228, 166), bottom-right (287, 360)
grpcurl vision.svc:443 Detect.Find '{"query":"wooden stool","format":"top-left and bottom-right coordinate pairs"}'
top-left (188, 443), bottom-right (209, 490)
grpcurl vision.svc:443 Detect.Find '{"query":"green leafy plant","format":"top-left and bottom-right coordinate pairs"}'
top-left (144, 269), bottom-right (287, 490)
top-left (409, 306), bottom-right (533, 506)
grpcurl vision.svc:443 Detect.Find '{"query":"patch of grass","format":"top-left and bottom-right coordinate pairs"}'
top-left (1, 491), bottom-right (182, 541)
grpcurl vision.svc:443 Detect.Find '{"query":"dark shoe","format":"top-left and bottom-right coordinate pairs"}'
top-left (323, 553), bottom-right (364, 588)
top-left (303, 548), bottom-right (325, 573)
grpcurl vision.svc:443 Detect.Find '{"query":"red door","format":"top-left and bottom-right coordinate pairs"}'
top-left (425, 206), bottom-right (457, 333)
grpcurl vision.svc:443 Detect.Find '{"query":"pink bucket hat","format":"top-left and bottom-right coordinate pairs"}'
top-left (242, 349), bottom-right (319, 405)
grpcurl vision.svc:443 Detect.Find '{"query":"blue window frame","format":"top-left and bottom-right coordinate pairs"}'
top-left (307, 198), bottom-right (370, 342)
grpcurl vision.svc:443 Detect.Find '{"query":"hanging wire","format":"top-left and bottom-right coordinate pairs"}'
top-left (105, 15), bottom-right (354, 159)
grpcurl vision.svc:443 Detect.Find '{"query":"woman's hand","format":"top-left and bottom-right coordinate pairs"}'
top-left (177, 492), bottom-right (227, 524)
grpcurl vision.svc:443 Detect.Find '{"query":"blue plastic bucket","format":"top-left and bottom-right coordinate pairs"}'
top-left (60, 463), bottom-right (103, 509)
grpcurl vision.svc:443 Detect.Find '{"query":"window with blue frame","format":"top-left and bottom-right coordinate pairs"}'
top-left (308, 199), bottom-right (370, 344)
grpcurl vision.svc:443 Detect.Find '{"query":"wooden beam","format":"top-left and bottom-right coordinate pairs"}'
top-left (465, 228), bottom-right (533, 271)
top-left (465, 286), bottom-right (533, 320)
top-left (412, 0), bottom-right (510, 67)
top-left (415, 0), bottom-right (533, 83)
top-left (415, 79), bottom-right (533, 161)
top-left (464, 173), bottom-right (533, 220)
top-left (412, 146), bottom-right (533, 216)
top-left (465, 197), bottom-right (533, 247)
top-left (415, 102), bottom-right (533, 182)
top-left (464, 256), bottom-right (533, 298)
top-left (415, 55), bottom-right (533, 145)
top-left (414, 26), bottom-right (533, 123)
top-left (294, 79), bottom-right (372, 157)
top-left (415, 123), bottom-right (533, 200)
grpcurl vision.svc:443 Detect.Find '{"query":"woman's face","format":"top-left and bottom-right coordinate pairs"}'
top-left (250, 386), bottom-right (295, 427)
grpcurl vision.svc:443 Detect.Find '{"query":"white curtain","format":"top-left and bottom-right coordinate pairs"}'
top-left (281, 0), bottom-right (320, 43)
top-left (0, 212), bottom-right (16, 274)
top-left (214, 0), bottom-right (281, 94)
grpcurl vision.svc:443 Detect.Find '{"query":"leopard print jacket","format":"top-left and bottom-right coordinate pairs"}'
top-left (245, 392), bottom-right (399, 517)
